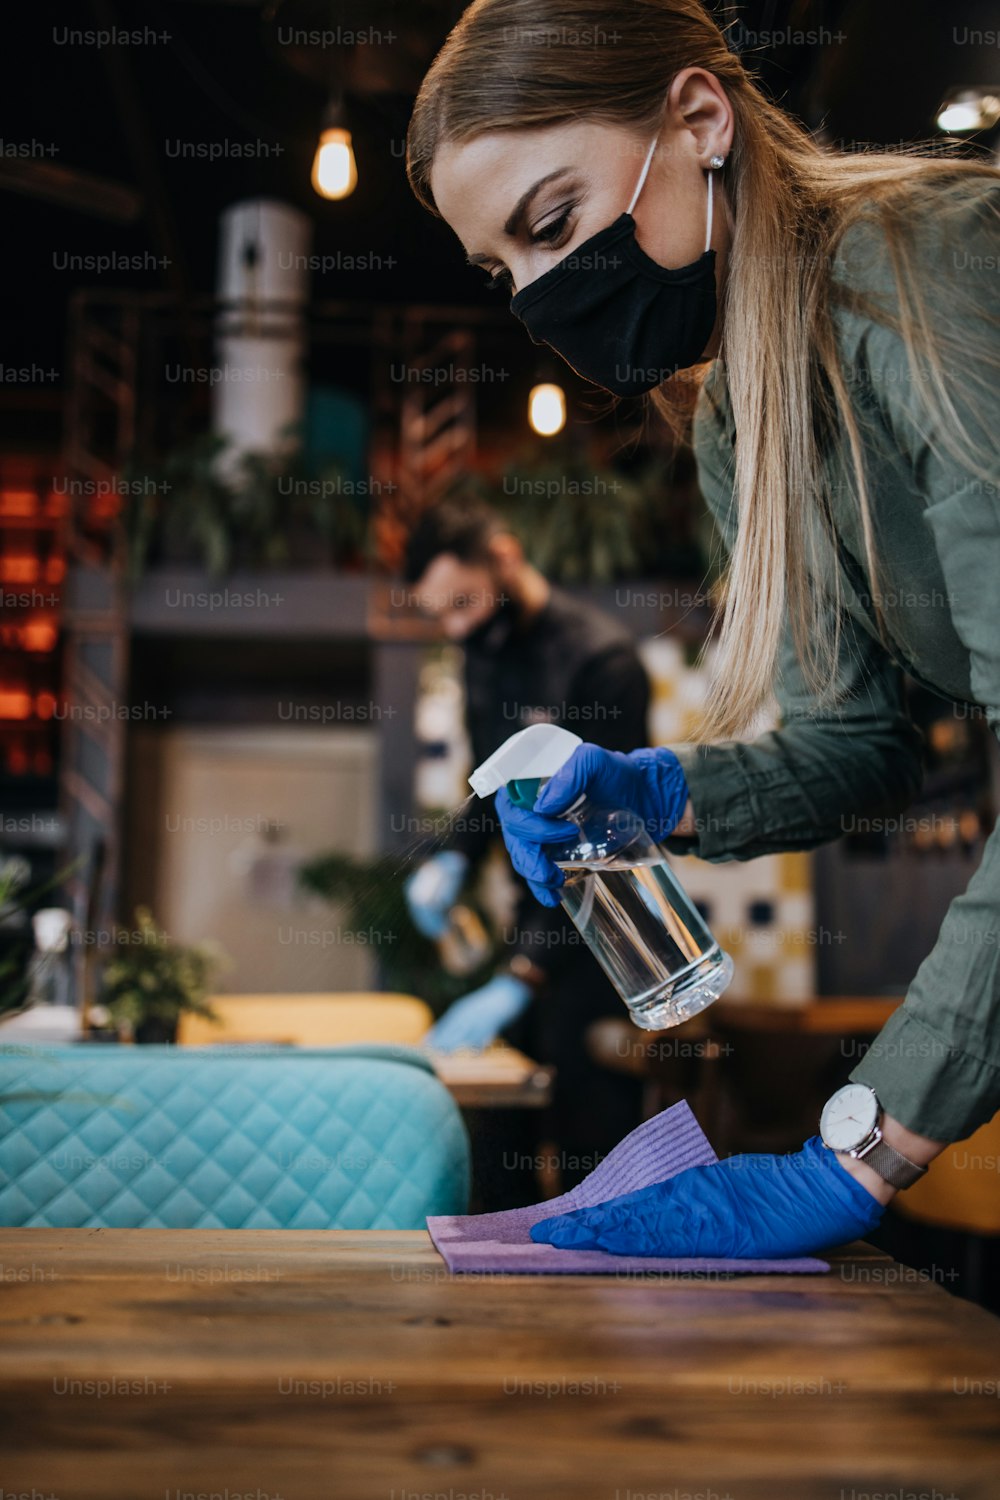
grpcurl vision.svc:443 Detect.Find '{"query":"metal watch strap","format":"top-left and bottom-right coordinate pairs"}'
top-left (859, 1138), bottom-right (928, 1191)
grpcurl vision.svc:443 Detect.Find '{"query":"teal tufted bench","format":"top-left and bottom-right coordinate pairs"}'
top-left (0, 1044), bottom-right (470, 1229)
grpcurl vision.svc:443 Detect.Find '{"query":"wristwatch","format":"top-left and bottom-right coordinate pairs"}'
top-left (819, 1083), bottom-right (928, 1190)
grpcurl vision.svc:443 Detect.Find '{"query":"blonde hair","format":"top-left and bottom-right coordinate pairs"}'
top-left (407, 0), bottom-right (1000, 739)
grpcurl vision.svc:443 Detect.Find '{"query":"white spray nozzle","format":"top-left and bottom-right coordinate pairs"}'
top-left (468, 722), bottom-right (583, 798)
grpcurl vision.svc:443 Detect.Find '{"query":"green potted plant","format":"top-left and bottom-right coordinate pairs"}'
top-left (101, 907), bottom-right (228, 1044)
top-left (123, 429), bottom-right (371, 578)
top-left (298, 850), bottom-right (496, 1013)
top-left (440, 435), bottom-right (711, 584)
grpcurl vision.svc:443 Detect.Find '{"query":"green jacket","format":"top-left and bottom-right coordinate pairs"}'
top-left (668, 176), bottom-right (1000, 1143)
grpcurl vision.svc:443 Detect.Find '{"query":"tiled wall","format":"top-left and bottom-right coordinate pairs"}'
top-left (641, 636), bottom-right (815, 1005)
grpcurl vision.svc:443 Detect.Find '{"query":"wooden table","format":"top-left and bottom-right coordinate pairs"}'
top-left (710, 996), bottom-right (904, 1034)
top-left (429, 1042), bottom-right (555, 1108)
top-left (586, 1001), bottom-right (907, 1146)
top-left (1, 1229), bottom-right (997, 1499)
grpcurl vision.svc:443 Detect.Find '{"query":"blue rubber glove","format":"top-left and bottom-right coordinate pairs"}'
top-left (496, 744), bottom-right (689, 906)
top-left (404, 850), bottom-right (468, 939)
top-left (424, 974), bottom-right (533, 1053)
top-left (530, 1135), bottom-right (886, 1259)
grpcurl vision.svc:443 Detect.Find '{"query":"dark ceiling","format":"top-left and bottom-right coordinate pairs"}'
top-left (3, 0), bottom-right (1000, 389)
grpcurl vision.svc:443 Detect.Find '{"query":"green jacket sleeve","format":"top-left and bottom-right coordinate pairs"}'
top-left (665, 363), bottom-right (924, 866)
top-left (832, 190), bottom-right (1000, 1140)
top-left (672, 185), bottom-right (1000, 1142)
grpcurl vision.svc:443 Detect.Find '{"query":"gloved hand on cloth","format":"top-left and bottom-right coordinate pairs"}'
top-left (496, 743), bottom-right (690, 905)
top-left (530, 1135), bottom-right (886, 1259)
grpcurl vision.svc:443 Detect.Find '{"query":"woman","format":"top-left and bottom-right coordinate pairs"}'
top-left (405, 0), bottom-right (1000, 1258)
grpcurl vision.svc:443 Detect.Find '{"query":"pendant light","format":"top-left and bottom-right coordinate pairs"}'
top-left (312, 89), bottom-right (357, 201)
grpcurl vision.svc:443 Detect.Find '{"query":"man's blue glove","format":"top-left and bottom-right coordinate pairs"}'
top-left (495, 744), bottom-right (689, 906)
top-left (404, 850), bottom-right (468, 939)
top-left (529, 1135), bottom-right (885, 1259)
top-left (424, 974), bottom-right (533, 1052)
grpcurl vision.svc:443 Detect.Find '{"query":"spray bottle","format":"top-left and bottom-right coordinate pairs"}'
top-left (469, 723), bottom-right (733, 1030)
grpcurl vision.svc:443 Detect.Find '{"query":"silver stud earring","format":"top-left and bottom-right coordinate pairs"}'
top-left (709, 154), bottom-right (725, 169)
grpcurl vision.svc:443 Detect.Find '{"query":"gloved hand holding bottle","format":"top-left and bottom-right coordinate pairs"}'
top-left (530, 1135), bottom-right (886, 1259)
top-left (404, 850), bottom-right (469, 939)
top-left (424, 973), bottom-right (533, 1052)
top-left (496, 743), bottom-right (690, 905)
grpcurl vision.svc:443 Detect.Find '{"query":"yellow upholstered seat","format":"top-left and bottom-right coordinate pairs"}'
top-left (178, 992), bottom-right (433, 1049)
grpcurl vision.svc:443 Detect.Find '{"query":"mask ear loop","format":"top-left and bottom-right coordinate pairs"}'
top-left (629, 139), bottom-right (718, 255)
top-left (626, 137), bottom-right (658, 216)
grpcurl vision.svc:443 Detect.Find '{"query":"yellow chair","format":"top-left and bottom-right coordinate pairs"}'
top-left (178, 993), bottom-right (433, 1048)
top-left (894, 1111), bottom-right (1000, 1239)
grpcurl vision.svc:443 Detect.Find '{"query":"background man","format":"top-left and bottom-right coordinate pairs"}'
top-left (403, 496), bottom-right (650, 1201)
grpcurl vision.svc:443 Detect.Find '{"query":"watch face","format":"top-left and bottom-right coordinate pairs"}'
top-left (821, 1084), bottom-right (879, 1152)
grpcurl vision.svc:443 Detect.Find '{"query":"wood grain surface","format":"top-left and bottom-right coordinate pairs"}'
top-left (0, 1228), bottom-right (996, 1499)
top-left (429, 1044), bottom-right (555, 1107)
top-left (710, 998), bottom-right (904, 1034)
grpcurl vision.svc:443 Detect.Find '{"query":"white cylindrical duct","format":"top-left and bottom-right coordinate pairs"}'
top-left (212, 199), bottom-right (312, 470)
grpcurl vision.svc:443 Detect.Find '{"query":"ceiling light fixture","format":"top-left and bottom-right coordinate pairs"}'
top-left (312, 91), bottom-right (357, 201)
top-left (936, 87), bottom-right (1000, 133)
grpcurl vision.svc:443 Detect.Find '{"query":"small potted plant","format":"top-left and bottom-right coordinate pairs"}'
top-left (101, 907), bottom-right (228, 1044)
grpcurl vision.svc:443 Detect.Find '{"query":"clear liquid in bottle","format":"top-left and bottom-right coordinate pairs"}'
top-left (556, 842), bottom-right (733, 1031)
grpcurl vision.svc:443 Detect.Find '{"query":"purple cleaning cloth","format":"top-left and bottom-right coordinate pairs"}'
top-left (427, 1100), bottom-right (830, 1276)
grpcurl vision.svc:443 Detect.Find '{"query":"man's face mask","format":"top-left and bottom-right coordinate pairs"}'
top-left (510, 135), bottom-right (720, 396)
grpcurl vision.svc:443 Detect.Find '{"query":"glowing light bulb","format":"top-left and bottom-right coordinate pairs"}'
top-left (528, 382), bottom-right (566, 437)
top-left (312, 126), bottom-right (358, 200)
top-left (937, 100), bottom-right (982, 132)
top-left (936, 90), bottom-right (1000, 133)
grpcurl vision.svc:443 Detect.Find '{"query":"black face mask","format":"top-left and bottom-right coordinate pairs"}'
top-left (510, 136), bottom-right (720, 397)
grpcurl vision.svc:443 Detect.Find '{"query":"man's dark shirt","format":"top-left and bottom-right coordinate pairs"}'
top-left (449, 584), bottom-right (650, 974)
